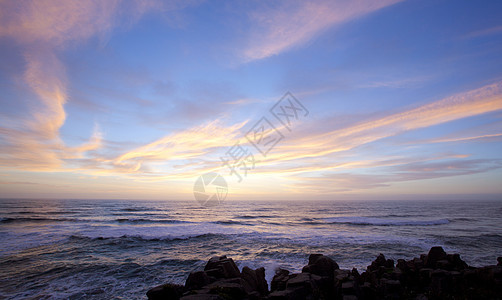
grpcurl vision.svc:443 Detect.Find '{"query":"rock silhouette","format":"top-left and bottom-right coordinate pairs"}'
top-left (147, 247), bottom-right (502, 299)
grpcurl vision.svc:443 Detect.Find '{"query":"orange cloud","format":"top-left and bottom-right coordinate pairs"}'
top-left (0, 0), bottom-right (187, 171)
top-left (113, 120), bottom-right (247, 174)
top-left (262, 81), bottom-right (502, 166)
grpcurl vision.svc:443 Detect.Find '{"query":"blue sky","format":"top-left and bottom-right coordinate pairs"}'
top-left (0, 0), bottom-right (501, 200)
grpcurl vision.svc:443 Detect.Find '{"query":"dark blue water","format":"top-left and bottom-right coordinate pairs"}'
top-left (0, 199), bottom-right (501, 299)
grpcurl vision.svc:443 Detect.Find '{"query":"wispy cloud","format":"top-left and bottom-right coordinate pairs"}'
top-left (461, 25), bottom-right (502, 40)
top-left (0, 0), bottom-right (194, 171)
top-left (113, 120), bottom-right (247, 174)
top-left (261, 81), bottom-right (502, 166)
top-left (242, 0), bottom-right (402, 62)
top-left (424, 133), bottom-right (502, 144)
top-left (98, 81), bottom-right (502, 188)
top-left (284, 158), bottom-right (502, 194)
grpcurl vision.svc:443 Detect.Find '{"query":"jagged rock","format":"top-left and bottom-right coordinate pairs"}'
top-left (424, 246), bottom-right (447, 268)
top-left (301, 254), bottom-right (339, 278)
top-left (204, 256), bottom-right (240, 279)
top-left (271, 268), bottom-right (290, 292)
top-left (186, 271), bottom-right (212, 290)
top-left (147, 283), bottom-right (184, 300)
top-left (385, 258), bottom-right (394, 269)
top-left (149, 249), bottom-right (502, 300)
top-left (447, 253), bottom-right (468, 270)
top-left (241, 266), bottom-right (268, 296)
top-left (368, 253), bottom-right (387, 272)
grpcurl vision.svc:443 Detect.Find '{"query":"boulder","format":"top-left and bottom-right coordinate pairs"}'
top-left (447, 253), bottom-right (468, 270)
top-left (271, 268), bottom-right (290, 292)
top-left (285, 272), bottom-right (321, 299)
top-left (185, 271), bottom-right (212, 290)
top-left (148, 250), bottom-right (502, 300)
top-left (424, 246), bottom-right (447, 268)
top-left (241, 266), bottom-right (268, 296)
top-left (147, 283), bottom-right (184, 300)
top-left (206, 278), bottom-right (247, 299)
top-left (301, 254), bottom-right (339, 277)
top-left (368, 254), bottom-right (387, 272)
top-left (204, 255), bottom-right (240, 279)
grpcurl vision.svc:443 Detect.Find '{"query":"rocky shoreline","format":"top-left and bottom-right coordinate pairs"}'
top-left (147, 247), bottom-right (502, 300)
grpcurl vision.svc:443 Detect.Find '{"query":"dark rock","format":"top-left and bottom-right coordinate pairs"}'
top-left (185, 271), bottom-right (211, 290)
top-left (380, 278), bottom-right (401, 296)
top-left (206, 278), bottom-right (247, 299)
top-left (341, 280), bottom-right (356, 294)
top-left (359, 282), bottom-right (375, 299)
top-left (180, 294), bottom-right (223, 300)
top-left (334, 269), bottom-right (350, 282)
top-left (147, 283), bottom-right (184, 300)
top-left (301, 254), bottom-right (339, 278)
top-left (447, 253), bottom-right (468, 270)
top-left (424, 246), bottom-right (447, 268)
top-left (430, 269), bottom-right (453, 297)
top-left (367, 253), bottom-right (395, 275)
top-left (385, 259), bottom-right (395, 269)
top-left (271, 268), bottom-right (290, 292)
top-left (497, 257), bottom-right (502, 266)
top-left (413, 258), bottom-right (424, 270)
top-left (285, 272), bottom-right (321, 299)
top-left (241, 266), bottom-right (268, 296)
top-left (268, 287), bottom-right (306, 300)
top-left (204, 255), bottom-right (240, 279)
top-left (396, 259), bottom-right (407, 271)
top-left (149, 250), bottom-right (502, 300)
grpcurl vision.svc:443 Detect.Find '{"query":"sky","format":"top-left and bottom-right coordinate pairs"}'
top-left (0, 0), bottom-right (501, 201)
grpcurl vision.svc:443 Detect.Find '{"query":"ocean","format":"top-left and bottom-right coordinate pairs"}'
top-left (0, 199), bottom-right (501, 299)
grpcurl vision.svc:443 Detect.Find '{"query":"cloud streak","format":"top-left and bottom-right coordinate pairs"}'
top-left (242, 0), bottom-right (402, 61)
top-left (263, 81), bottom-right (502, 165)
top-left (0, 0), bottom-right (192, 171)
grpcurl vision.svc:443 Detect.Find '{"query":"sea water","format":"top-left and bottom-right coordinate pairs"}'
top-left (0, 199), bottom-right (501, 299)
